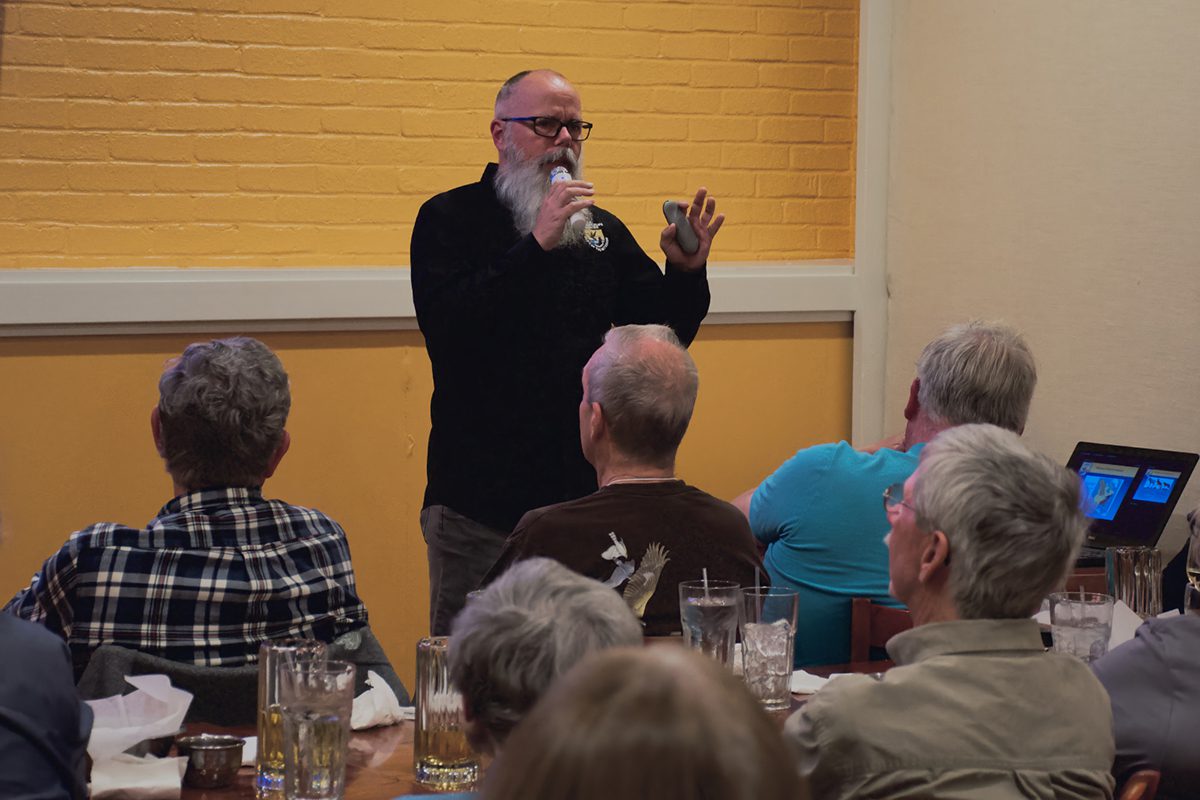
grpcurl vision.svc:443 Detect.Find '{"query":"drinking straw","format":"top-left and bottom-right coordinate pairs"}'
top-left (702, 568), bottom-right (710, 600)
top-left (755, 567), bottom-right (763, 619)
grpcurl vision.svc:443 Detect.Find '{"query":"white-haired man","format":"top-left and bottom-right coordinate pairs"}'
top-left (486, 325), bottom-right (763, 635)
top-left (411, 69), bottom-right (726, 635)
top-left (786, 424), bottom-right (1114, 799)
top-left (448, 557), bottom-right (643, 756)
top-left (733, 321), bottom-right (1037, 666)
top-left (5, 337), bottom-right (370, 673)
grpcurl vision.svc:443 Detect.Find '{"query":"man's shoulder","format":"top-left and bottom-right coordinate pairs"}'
top-left (418, 168), bottom-right (492, 214)
top-left (0, 613), bottom-right (68, 660)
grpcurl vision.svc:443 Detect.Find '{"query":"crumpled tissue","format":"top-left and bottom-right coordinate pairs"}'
top-left (350, 670), bottom-right (414, 729)
top-left (86, 674), bottom-right (192, 799)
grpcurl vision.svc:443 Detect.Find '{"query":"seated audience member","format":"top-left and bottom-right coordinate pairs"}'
top-left (1092, 506), bottom-right (1200, 800)
top-left (482, 645), bottom-right (808, 800)
top-left (786, 424), bottom-right (1114, 800)
top-left (449, 557), bottom-right (642, 756)
top-left (5, 337), bottom-right (369, 672)
top-left (734, 321), bottom-right (1036, 666)
top-left (1, 603), bottom-right (92, 799)
top-left (486, 324), bottom-right (763, 635)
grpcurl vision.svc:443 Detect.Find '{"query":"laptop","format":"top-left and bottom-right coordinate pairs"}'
top-left (1067, 442), bottom-right (1199, 566)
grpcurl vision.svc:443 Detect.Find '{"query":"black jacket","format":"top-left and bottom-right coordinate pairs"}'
top-left (410, 163), bottom-right (710, 531)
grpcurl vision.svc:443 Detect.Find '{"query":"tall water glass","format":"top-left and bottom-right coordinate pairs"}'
top-left (280, 660), bottom-right (356, 800)
top-left (257, 639), bottom-right (327, 797)
top-left (1186, 509), bottom-right (1200, 610)
top-left (1105, 546), bottom-right (1162, 618)
top-left (740, 588), bottom-right (799, 710)
top-left (414, 637), bottom-right (479, 791)
top-left (678, 580), bottom-right (740, 669)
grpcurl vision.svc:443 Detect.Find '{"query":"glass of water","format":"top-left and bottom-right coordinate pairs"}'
top-left (280, 660), bottom-right (356, 800)
top-left (256, 639), bottom-right (327, 797)
top-left (678, 580), bottom-right (740, 669)
top-left (740, 588), bottom-right (799, 710)
top-left (1049, 592), bottom-right (1114, 663)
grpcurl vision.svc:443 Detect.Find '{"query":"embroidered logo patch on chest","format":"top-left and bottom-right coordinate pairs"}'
top-left (584, 222), bottom-right (609, 252)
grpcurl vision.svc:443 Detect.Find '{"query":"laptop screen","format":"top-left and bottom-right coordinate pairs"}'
top-left (1066, 442), bottom-right (1198, 549)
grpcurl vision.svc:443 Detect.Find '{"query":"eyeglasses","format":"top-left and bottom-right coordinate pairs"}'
top-left (882, 482), bottom-right (914, 514)
top-left (500, 116), bottom-right (593, 141)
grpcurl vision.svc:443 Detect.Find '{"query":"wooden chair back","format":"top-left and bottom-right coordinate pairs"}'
top-left (849, 598), bottom-right (913, 662)
top-left (1118, 770), bottom-right (1161, 800)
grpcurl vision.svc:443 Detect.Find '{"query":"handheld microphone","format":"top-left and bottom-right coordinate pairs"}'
top-left (549, 166), bottom-right (588, 229)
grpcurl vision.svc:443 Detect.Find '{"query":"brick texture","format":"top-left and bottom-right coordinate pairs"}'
top-left (0, 0), bottom-right (857, 266)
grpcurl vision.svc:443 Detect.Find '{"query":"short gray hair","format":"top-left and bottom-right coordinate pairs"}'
top-left (157, 337), bottom-right (290, 489)
top-left (911, 424), bottom-right (1087, 619)
top-left (495, 69), bottom-right (568, 113)
top-left (916, 321), bottom-right (1036, 432)
top-left (449, 558), bottom-right (642, 753)
top-left (583, 324), bottom-right (699, 466)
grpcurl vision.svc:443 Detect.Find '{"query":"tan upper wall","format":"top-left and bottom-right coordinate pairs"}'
top-left (884, 0), bottom-right (1200, 555)
top-left (0, 0), bottom-right (857, 266)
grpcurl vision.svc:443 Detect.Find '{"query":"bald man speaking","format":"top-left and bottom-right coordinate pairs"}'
top-left (411, 69), bottom-right (724, 634)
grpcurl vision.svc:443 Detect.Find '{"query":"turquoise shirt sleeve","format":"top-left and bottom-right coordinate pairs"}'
top-left (748, 443), bottom-right (838, 545)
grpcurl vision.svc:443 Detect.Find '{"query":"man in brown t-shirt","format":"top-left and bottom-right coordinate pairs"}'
top-left (486, 324), bottom-right (763, 635)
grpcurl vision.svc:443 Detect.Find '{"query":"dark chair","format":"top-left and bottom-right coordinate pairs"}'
top-left (77, 647), bottom-right (258, 726)
top-left (1117, 770), bottom-right (1160, 800)
top-left (849, 598), bottom-right (912, 662)
top-left (77, 626), bottom-right (409, 726)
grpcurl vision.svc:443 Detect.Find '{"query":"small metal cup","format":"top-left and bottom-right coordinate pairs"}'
top-left (176, 734), bottom-right (245, 789)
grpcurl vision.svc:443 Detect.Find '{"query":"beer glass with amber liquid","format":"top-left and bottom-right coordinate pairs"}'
top-left (414, 637), bottom-right (479, 790)
top-left (256, 639), bottom-right (327, 797)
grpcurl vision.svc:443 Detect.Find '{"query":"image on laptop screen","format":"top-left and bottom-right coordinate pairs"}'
top-left (1067, 442), bottom-right (1198, 549)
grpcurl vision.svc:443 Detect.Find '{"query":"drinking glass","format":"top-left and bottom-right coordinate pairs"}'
top-left (280, 660), bottom-right (356, 800)
top-left (740, 588), bottom-right (799, 710)
top-left (1105, 546), bottom-right (1162, 618)
top-left (1186, 509), bottom-right (1200, 611)
top-left (414, 637), bottom-right (479, 791)
top-left (1049, 592), bottom-right (1114, 663)
top-left (678, 580), bottom-right (740, 669)
top-left (257, 639), bottom-right (327, 797)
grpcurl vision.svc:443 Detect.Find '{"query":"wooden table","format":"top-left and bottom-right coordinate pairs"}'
top-left (181, 658), bottom-right (894, 799)
top-left (180, 722), bottom-right (425, 799)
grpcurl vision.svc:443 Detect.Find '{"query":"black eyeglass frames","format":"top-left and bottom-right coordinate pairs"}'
top-left (500, 116), bottom-right (593, 141)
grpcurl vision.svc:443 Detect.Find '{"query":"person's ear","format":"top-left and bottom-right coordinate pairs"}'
top-left (150, 407), bottom-right (167, 458)
top-left (904, 379), bottom-right (920, 421)
top-left (588, 403), bottom-right (605, 442)
top-left (490, 118), bottom-right (505, 152)
top-left (917, 530), bottom-right (951, 584)
top-left (262, 431), bottom-right (291, 480)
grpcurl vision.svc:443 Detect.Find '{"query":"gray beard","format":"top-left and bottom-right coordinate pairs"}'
top-left (495, 144), bottom-right (591, 248)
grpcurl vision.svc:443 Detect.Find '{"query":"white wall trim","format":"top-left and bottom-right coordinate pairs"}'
top-left (0, 261), bottom-right (865, 335)
top-left (849, 0), bottom-right (894, 446)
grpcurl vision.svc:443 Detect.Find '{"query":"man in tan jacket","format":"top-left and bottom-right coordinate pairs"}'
top-left (786, 424), bottom-right (1115, 800)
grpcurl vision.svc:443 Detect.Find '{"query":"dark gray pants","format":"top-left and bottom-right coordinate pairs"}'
top-left (421, 505), bottom-right (509, 636)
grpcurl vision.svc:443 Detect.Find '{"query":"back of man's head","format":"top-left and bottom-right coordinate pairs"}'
top-left (157, 337), bottom-right (290, 490)
top-left (448, 557), bottom-right (642, 754)
top-left (912, 424), bottom-right (1087, 619)
top-left (583, 324), bottom-right (698, 467)
top-left (915, 321), bottom-right (1036, 433)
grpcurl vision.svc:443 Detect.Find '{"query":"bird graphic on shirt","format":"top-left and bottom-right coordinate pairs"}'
top-left (622, 542), bottom-right (670, 619)
top-left (601, 532), bottom-right (635, 588)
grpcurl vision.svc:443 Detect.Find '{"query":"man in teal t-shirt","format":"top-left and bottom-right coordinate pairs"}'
top-left (734, 321), bottom-right (1038, 667)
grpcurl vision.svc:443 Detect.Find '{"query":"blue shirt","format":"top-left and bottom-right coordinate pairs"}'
top-left (750, 441), bottom-right (921, 667)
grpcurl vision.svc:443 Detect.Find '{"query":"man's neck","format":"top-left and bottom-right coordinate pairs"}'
top-left (901, 414), bottom-right (952, 451)
top-left (907, 592), bottom-right (960, 628)
top-left (596, 458), bottom-right (676, 489)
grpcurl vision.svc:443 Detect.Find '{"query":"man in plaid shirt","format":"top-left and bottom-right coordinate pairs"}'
top-left (4, 337), bottom-right (369, 670)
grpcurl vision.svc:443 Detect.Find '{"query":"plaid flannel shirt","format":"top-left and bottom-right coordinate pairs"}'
top-left (3, 487), bottom-right (369, 667)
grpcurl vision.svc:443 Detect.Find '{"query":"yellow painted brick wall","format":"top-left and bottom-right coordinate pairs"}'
top-left (0, 0), bottom-right (858, 266)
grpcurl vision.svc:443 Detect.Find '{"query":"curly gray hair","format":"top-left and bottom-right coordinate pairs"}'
top-left (912, 424), bottom-right (1088, 619)
top-left (157, 337), bottom-right (290, 489)
top-left (449, 558), bottom-right (642, 754)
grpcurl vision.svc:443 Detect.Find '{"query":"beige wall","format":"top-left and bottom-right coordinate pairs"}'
top-left (884, 0), bottom-right (1200, 555)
